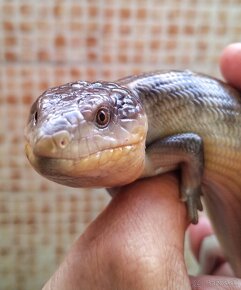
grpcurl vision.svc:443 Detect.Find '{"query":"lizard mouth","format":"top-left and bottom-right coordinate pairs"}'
top-left (25, 139), bottom-right (146, 188)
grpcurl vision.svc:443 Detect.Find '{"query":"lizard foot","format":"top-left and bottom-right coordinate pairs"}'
top-left (181, 186), bottom-right (203, 224)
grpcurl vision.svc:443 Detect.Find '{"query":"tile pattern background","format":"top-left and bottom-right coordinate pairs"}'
top-left (0, 0), bottom-right (241, 289)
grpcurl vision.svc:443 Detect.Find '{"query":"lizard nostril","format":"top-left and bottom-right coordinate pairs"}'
top-left (61, 139), bottom-right (66, 146)
top-left (59, 137), bottom-right (68, 148)
top-left (53, 131), bottom-right (71, 149)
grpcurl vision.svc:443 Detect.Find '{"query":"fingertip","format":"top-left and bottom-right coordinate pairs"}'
top-left (220, 43), bottom-right (241, 90)
top-left (188, 215), bottom-right (213, 260)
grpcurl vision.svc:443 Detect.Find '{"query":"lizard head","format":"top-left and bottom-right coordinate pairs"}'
top-left (25, 81), bottom-right (147, 187)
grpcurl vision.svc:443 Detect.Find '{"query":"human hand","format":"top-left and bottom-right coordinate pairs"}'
top-left (43, 44), bottom-right (241, 290)
top-left (43, 175), bottom-right (191, 289)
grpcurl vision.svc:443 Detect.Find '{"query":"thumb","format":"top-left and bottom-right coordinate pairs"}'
top-left (220, 43), bottom-right (241, 90)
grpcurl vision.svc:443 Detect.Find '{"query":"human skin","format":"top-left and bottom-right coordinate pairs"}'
top-left (43, 43), bottom-right (241, 290)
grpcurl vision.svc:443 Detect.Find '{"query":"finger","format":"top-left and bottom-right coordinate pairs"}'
top-left (220, 43), bottom-right (241, 90)
top-left (188, 215), bottom-right (213, 260)
top-left (188, 216), bottom-right (234, 277)
top-left (43, 174), bottom-right (191, 290)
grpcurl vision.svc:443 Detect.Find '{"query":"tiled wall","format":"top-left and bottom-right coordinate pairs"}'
top-left (0, 0), bottom-right (240, 289)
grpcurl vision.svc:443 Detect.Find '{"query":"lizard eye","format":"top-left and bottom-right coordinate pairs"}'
top-left (95, 107), bottom-right (110, 128)
top-left (33, 111), bottom-right (38, 125)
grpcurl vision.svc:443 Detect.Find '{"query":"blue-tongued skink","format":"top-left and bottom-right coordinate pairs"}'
top-left (24, 70), bottom-right (241, 276)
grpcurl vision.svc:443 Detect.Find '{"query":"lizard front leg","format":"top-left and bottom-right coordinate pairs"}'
top-left (144, 133), bottom-right (204, 224)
